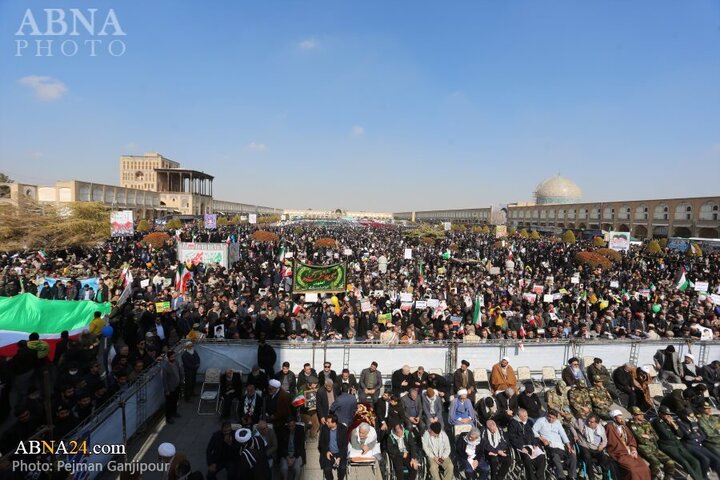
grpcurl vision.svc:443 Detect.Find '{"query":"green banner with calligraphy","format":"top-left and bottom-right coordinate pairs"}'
top-left (292, 261), bottom-right (347, 294)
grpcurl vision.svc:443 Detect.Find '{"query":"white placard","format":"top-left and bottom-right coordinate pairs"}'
top-left (489, 267), bottom-right (501, 275)
top-left (443, 222), bottom-right (451, 231)
top-left (543, 294), bottom-right (554, 303)
top-left (694, 281), bottom-right (709, 292)
top-left (553, 293), bottom-right (563, 300)
top-left (285, 251), bottom-right (294, 258)
top-left (371, 290), bottom-right (384, 298)
top-left (343, 248), bottom-right (353, 256)
top-left (415, 300), bottom-right (427, 309)
top-left (710, 294), bottom-right (720, 306)
top-left (140, 279), bottom-right (150, 288)
top-left (400, 292), bottom-right (413, 303)
top-left (404, 248), bottom-right (413, 259)
top-left (248, 213), bottom-right (257, 224)
top-left (304, 293), bottom-right (318, 303)
top-left (571, 277), bottom-right (580, 284)
top-left (522, 293), bottom-right (537, 303)
top-left (610, 281), bottom-right (619, 289)
top-left (361, 300), bottom-right (372, 312)
top-left (427, 299), bottom-right (440, 308)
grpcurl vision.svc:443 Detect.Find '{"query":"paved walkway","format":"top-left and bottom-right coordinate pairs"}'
top-left (123, 398), bottom-right (327, 480)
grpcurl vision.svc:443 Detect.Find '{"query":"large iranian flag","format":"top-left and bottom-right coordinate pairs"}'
top-left (0, 293), bottom-right (111, 359)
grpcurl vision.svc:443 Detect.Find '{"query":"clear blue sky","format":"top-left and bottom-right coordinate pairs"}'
top-left (1, 0), bottom-right (719, 211)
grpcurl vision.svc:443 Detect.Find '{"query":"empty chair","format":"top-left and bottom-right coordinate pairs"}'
top-left (197, 368), bottom-right (221, 415)
top-left (517, 366), bottom-right (532, 383)
top-left (542, 367), bottom-right (557, 390)
top-left (474, 368), bottom-right (491, 396)
top-left (647, 383), bottom-right (664, 403)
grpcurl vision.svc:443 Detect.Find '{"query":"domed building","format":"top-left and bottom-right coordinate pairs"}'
top-left (534, 175), bottom-right (582, 205)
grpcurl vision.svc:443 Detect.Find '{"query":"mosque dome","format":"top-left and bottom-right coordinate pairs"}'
top-left (534, 175), bottom-right (582, 205)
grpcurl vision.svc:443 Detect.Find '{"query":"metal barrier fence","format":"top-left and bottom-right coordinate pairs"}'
top-left (194, 338), bottom-right (720, 378)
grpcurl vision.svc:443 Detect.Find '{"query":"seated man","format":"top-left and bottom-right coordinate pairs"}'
top-left (532, 409), bottom-right (577, 480)
top-left (401, 388), bottom-right (423, 432)
top-left (392, 365), bottom-right (413, 396)
top-left (494, 387), bottom-right (518, 428)
top-left (421, 422), bottom-right (454, 480)
top-left (386, 423), bottom-right (421, 480)
top-left (572, 413), bottom-right (616, 479)
top-left (508, 408), bottom-right (546, 480)
top-left (490, 357), bottom-right (517, 394)
top-left (347, 422), bottom-right (381, 461)
top-left (605, 410), bottom-right (651, 480)
top-left (480, 419), bottom-right (511, 479)
top-left (454, 427), bottom-right (490, 480)
top-left (219, 368), bottom-right (243, 419)
top-left (448, 389), bottom-right (476, 426)
top-left (359, 361), bottom-right (382, 405)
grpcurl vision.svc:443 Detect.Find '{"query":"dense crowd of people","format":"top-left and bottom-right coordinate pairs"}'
top-left (0, 221), bottom-right (718, 479)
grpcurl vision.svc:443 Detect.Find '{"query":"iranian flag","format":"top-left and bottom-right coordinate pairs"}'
top-left (175, 263), bottom-right (193, 293)
top-left (674, 266), bottom-right (691, 291)
top-left (418, 260), bottom-right (425, 286)
top-left (0, 293), bottom-right (111, 359)
top-left (292, 390), bottom-right (305, 407)
top-left (292, 303), bottom-right (302, 315)
top-left (37, 250), bottom-right (47, 262)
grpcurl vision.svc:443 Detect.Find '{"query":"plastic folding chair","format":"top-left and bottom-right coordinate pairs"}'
top-left (197, 368), bottom-right (221, 415)
top-left (542, 367), bottom-right (557, 391)
top-left (474, 368), bottom-right (491, 396)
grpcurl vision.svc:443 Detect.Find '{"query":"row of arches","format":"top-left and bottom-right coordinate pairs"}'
top-left (512, 221), bottom-right (719, 239)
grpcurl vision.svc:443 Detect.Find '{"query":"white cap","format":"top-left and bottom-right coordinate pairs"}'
top-left (157, 442), bottom-right (176, 457)
top-left (501, 356), bottom-right (510, 362)
top-left (235, 428), bottom-right (252, 443)
top-left (641, 365), bottom-right (651, 373)
top-left (609, 409), bottom-right (623, 419)
top-left (457, 389), bottom-right (468, 396)
top-left (685, 353), bottom-right (695, 361)
top-left (269, 379), bottom-right (282, 388)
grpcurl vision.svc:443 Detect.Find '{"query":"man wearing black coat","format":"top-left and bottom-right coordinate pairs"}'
top-left (391, 365), bottom-right (413, 396)
top-left (410, 366), bottom-right (429, 391)
top-left (181, 342), bottom-right (200, 401)
top-left (427, 373), bottom-right (451, 402)
top-left (507, 409), bottom-right (546, 480)
top-left (317, 380), bottom-right (340, 426)
top-left (334, 369), bottom-right (358, 392)
top-left (318, 362), bottom-right (338, 387)
top-left (219, 369), bottom-right (243, 419)
top-left (257, 336), bottom-right (277, 377)
top-left (206, 422), bottom-right (236, 480)
top-left (278, 418), bottom-right (306, 480)
top-left (318, 414), bottom-right (348, 480)
top-left (611, 363), bottom-right (637, 409)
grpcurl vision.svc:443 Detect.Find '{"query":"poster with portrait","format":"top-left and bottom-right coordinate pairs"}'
top-left (608, 231), bottom-right (630, 251)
